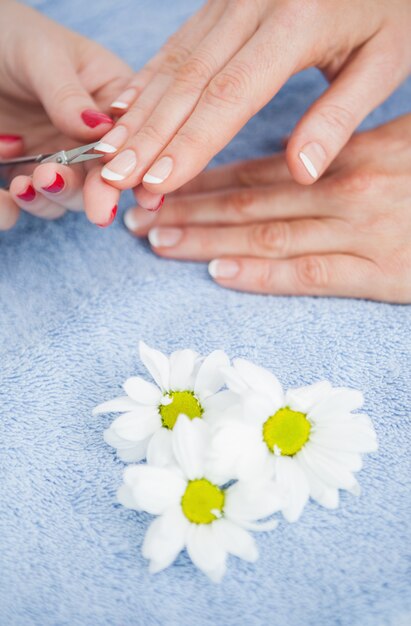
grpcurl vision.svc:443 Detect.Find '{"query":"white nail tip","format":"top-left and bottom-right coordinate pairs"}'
top-left (208, 260), bottom-right (219, 279)
top-left (101, 167), bottom-right (125, 181)
top-left (148, 229), bottom-right (160, 247)
top-left (299, 152), bottom-right (318, 179)
top-left (143, 174), bottom-right (164, 184)
top-left (95, 142), bottom-right (117, 154)
top-left (123, 211), bottom-right (139, 231)
top-left (110, 101), bottom-right (128, 109)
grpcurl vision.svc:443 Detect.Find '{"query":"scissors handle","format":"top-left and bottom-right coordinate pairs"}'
top-left (0, 154), bottom-right (53, 167)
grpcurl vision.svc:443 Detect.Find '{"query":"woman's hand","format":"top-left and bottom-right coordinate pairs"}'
top-left (0, 0), bottom-right (132, 229)
top-left (94, 0), bottom-right (411, 201)
top-left (123, 114), bottom-right (411, 303)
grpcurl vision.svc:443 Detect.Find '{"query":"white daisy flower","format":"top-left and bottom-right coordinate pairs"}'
top-left (93, 341), bottom-right (232, 463)
top-left (210, 359), bottom-right (378, 522)
top-left (118, 415), bottom-right (283, 582)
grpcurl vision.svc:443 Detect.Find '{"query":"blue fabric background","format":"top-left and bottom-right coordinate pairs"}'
top-left (1, 1), bottom-right (410, 625)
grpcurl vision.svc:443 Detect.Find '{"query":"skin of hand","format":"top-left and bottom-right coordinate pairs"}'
top-left (0, 0), bottom-right (133, 230)
top-left (122, 114), bottom-right (411, 304)
top-left (90, 0), bottom-right (411, 207)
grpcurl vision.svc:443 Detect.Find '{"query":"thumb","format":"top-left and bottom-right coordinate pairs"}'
top-left (32, 55), bottom-right (114, 141)
top-left (0, 135), bottom-right (23, 230)
top-left (286, 35), bottom-right (404, 184)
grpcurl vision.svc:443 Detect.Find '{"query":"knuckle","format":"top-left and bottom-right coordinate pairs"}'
top-left (250, 222), bottom-right (290, 257)
top-left (204, 62), bottom-right (252, 108)
top-left (176, 55), bottom-right (214, 90)
top-left (176, 122), bottom-right (211, 150)
top-left (255, 259), bottom-right (276, 291)
top-left (52, 82), bottom-right (83, 106)
top-left (162, 40), bottom-right (192, 72)
top-left (138, 122), bottom-right (165, 145)
top-left (227, 189), bottom-right (256, 219)
top-left (295, 255), bottom-right (329, 290)
top-left (316, 102), bottom-right (356, 141)
top-left (331, 167), bottom-right (388, 200)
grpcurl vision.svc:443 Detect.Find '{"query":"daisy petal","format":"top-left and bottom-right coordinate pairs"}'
top-left (224, 480), bottom-right (283, 523)
top-left (146, 428), bottom-right (174, 467)
top-left (139, 341), bottom-right (170, 390)
top-left (274, 456), bottom-right (310, 522)
top-left (202, 390), bottom-right (240, 426)
top-left (124, 465), bottom-right (185, 514)
top-left (295, 454), bottom-right (339, 508)
top-left (285, 381), bottom-right (333, 414)
top-left (143, 505), bottom-right (189, 572)
top-left (213, 519), bottom-right (258, 562)
top-left (123, 376), bottom-right (162, 405)
top-left (169, 349), bottom-right (200, 390)
top-left (111, 409), bottom-right (161, 442)
top-left (172, 415), bottom-right (209, 480)
top-left (311, 422), bottom-right (378, 453)
top-left (220, 366), bottom-right (250, 394)
top-left (309, 388), bottom-right (364, 422)
top-left (104, 429), bottom-right (149, 462)
top-left (92, 395), bottom-right (138, 415)
top-left (299, 445), bottom-right (357, 490)
top-left (194, 350), bottom-right (230, 399)
top-left (186, 523), bottom-right (227, 582)
top-left (308, 441), bottom-right (363, 472)
top-left (233, 359), bottom-right (284, 407)
top-left (117, 484), bottom-right (140, 510)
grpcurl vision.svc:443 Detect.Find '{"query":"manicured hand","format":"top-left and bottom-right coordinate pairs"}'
top-left (0, 0), bottom-right (132, 228)
top-left (94, 0), bottom-right (411, 200)
top-left (123, 114), bottom-right (411, 303)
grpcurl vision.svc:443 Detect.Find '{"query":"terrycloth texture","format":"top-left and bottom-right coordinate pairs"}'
top-left (1, 1), bottom-right (411, 624)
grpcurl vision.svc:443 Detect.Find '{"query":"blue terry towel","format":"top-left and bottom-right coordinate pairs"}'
top-left (0, 1), bottom-right (410, 625)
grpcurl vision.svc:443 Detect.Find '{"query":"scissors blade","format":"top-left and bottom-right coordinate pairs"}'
top-left (63, 141), bottom-right (102, 164)
top-left (0, 154), bottom-right (53, 167)
top-left (68, 152), bottom-right (104, 164)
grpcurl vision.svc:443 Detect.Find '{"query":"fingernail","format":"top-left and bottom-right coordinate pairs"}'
top-left (208, 259), bottom-right (240, 279)
top-left (124, 208), bottom-right (156, 232)
top-left (0, 134), bottom-right (22, 142)
top-left (97, 205), bottom-right (118, 228)
top-left (148, 195), bottom-right (165, 213)
top-left (148, 227), bottom-right (182, 248)
top-left (101, 149), bottom-right (137, 181)
top-left (299, 143), bottom-right (326, 179)
top-left (138, 193), bottom-right (165, 212)
top-left (110, 88), bottom-right (137, 110)
top-left (143, 157), bottom-right (173, 184)
top-left (95, 125), bottom-right (128, 154)
top-left (41, 173), bottom-right (65, 194)
top-left (81, 109), bottom-right (114, 129)
top-left (17, 184), bottom-right (36, 202)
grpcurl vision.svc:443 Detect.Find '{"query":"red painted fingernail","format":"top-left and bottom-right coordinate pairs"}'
top-left (17, 184), bottom-right (36, 202)
top-left (147, 195), bottom-right (165, 213)
top-left (81, 109), bottom-right (114, 128)
top-left (42, 173), bottom-right (65, 194)
top-left (97, 205), bottom-right (118, 228)
top-left (0, 134), bottom-right (22, 142)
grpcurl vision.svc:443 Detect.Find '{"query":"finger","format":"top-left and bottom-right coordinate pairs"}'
top-left (30, 49), bottom-right (113, 141)
top-left (145, 219), bottom-right (351, 262)
top-left (170, 154), bottom-right (292, 196)
top-left (0, 134), bottom-right (24, 159)
top-left (31, 164), bottom-right (85, 212)
top-left (109, 0), bottom-right (225, 112)
top-left (128, 181), bottom-right (333, 235)
top-left (137, 21), bottom-right (304, 194)
top-left (10, 175), bottom-right (66, 220)
top-left (0, 189), bottom-right (20, 231)
top-left (287, 33), bottom-right (408, 184)
top-left (100, 0), bottom-right (227, 155)
top-left (83, 166), bottom-right (120, 227)
top-left (208, 254), bottom-right (387, 300)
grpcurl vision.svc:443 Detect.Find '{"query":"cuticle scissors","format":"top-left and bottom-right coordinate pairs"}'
top-left (0, 141), bottom-right (104, 168)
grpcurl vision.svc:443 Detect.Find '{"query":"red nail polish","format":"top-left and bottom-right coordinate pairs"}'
top-left (97, 205), bottom-right (118, 228)
top-left (0, 134), bottom-right (22, 142)
top-left (147, 195), bottom-right (165, 213)
top-left (17, 184), bottom-right (35, 202)
top-left (81, 109), bottom-right (114, 128)
top-left (42, 173), bottom-right (65, 194)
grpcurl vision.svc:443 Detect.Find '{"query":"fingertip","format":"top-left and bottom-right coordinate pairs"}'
top-left (0, 190), bottom-right (20, 231)
top-left (83, 166), bottom-right (121, 227)
top-left (285, 140), bottom-right (322, 185)
top-left (123, 207), bottom-right (157, 235)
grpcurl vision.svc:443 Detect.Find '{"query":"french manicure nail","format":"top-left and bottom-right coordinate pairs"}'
top-left (208, 259), bottom-right (240, 279)
top-left (17, 184), bottom-right (36, 202)
top-left (124, 208), bottom-right (156, 232)
top-left (299, 142), bottom-right (326, 179)
top-left (137, 193), bottom-right (165, 212)
top-left (101, 149), bottom-right (137, 181)
top-left (148, 227), bottom-right (182, 248)
top-left (95, 125), bottom-right (128, 154)
top-left (41, 173), bottom-right (65, 194)
top-left (147, 195), bottom-right (165, 213)
top-left (81, 109), bottom-right (114, 129)
top-left (110, 88), bottom-right (137, 109)
top-left (143, 157), bottom-right (173, 184)
top-left (0, 134), bottom-right (22, 142)
top-left (97, 205), bottom-right (118, 228)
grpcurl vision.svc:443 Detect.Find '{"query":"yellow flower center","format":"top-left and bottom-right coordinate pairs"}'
top-left (181, 479), bottom-right (225, 524)
top-left (263, 407), bottom-right (311, 456)
top-left (159, 390), bottom-right (204, 430)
